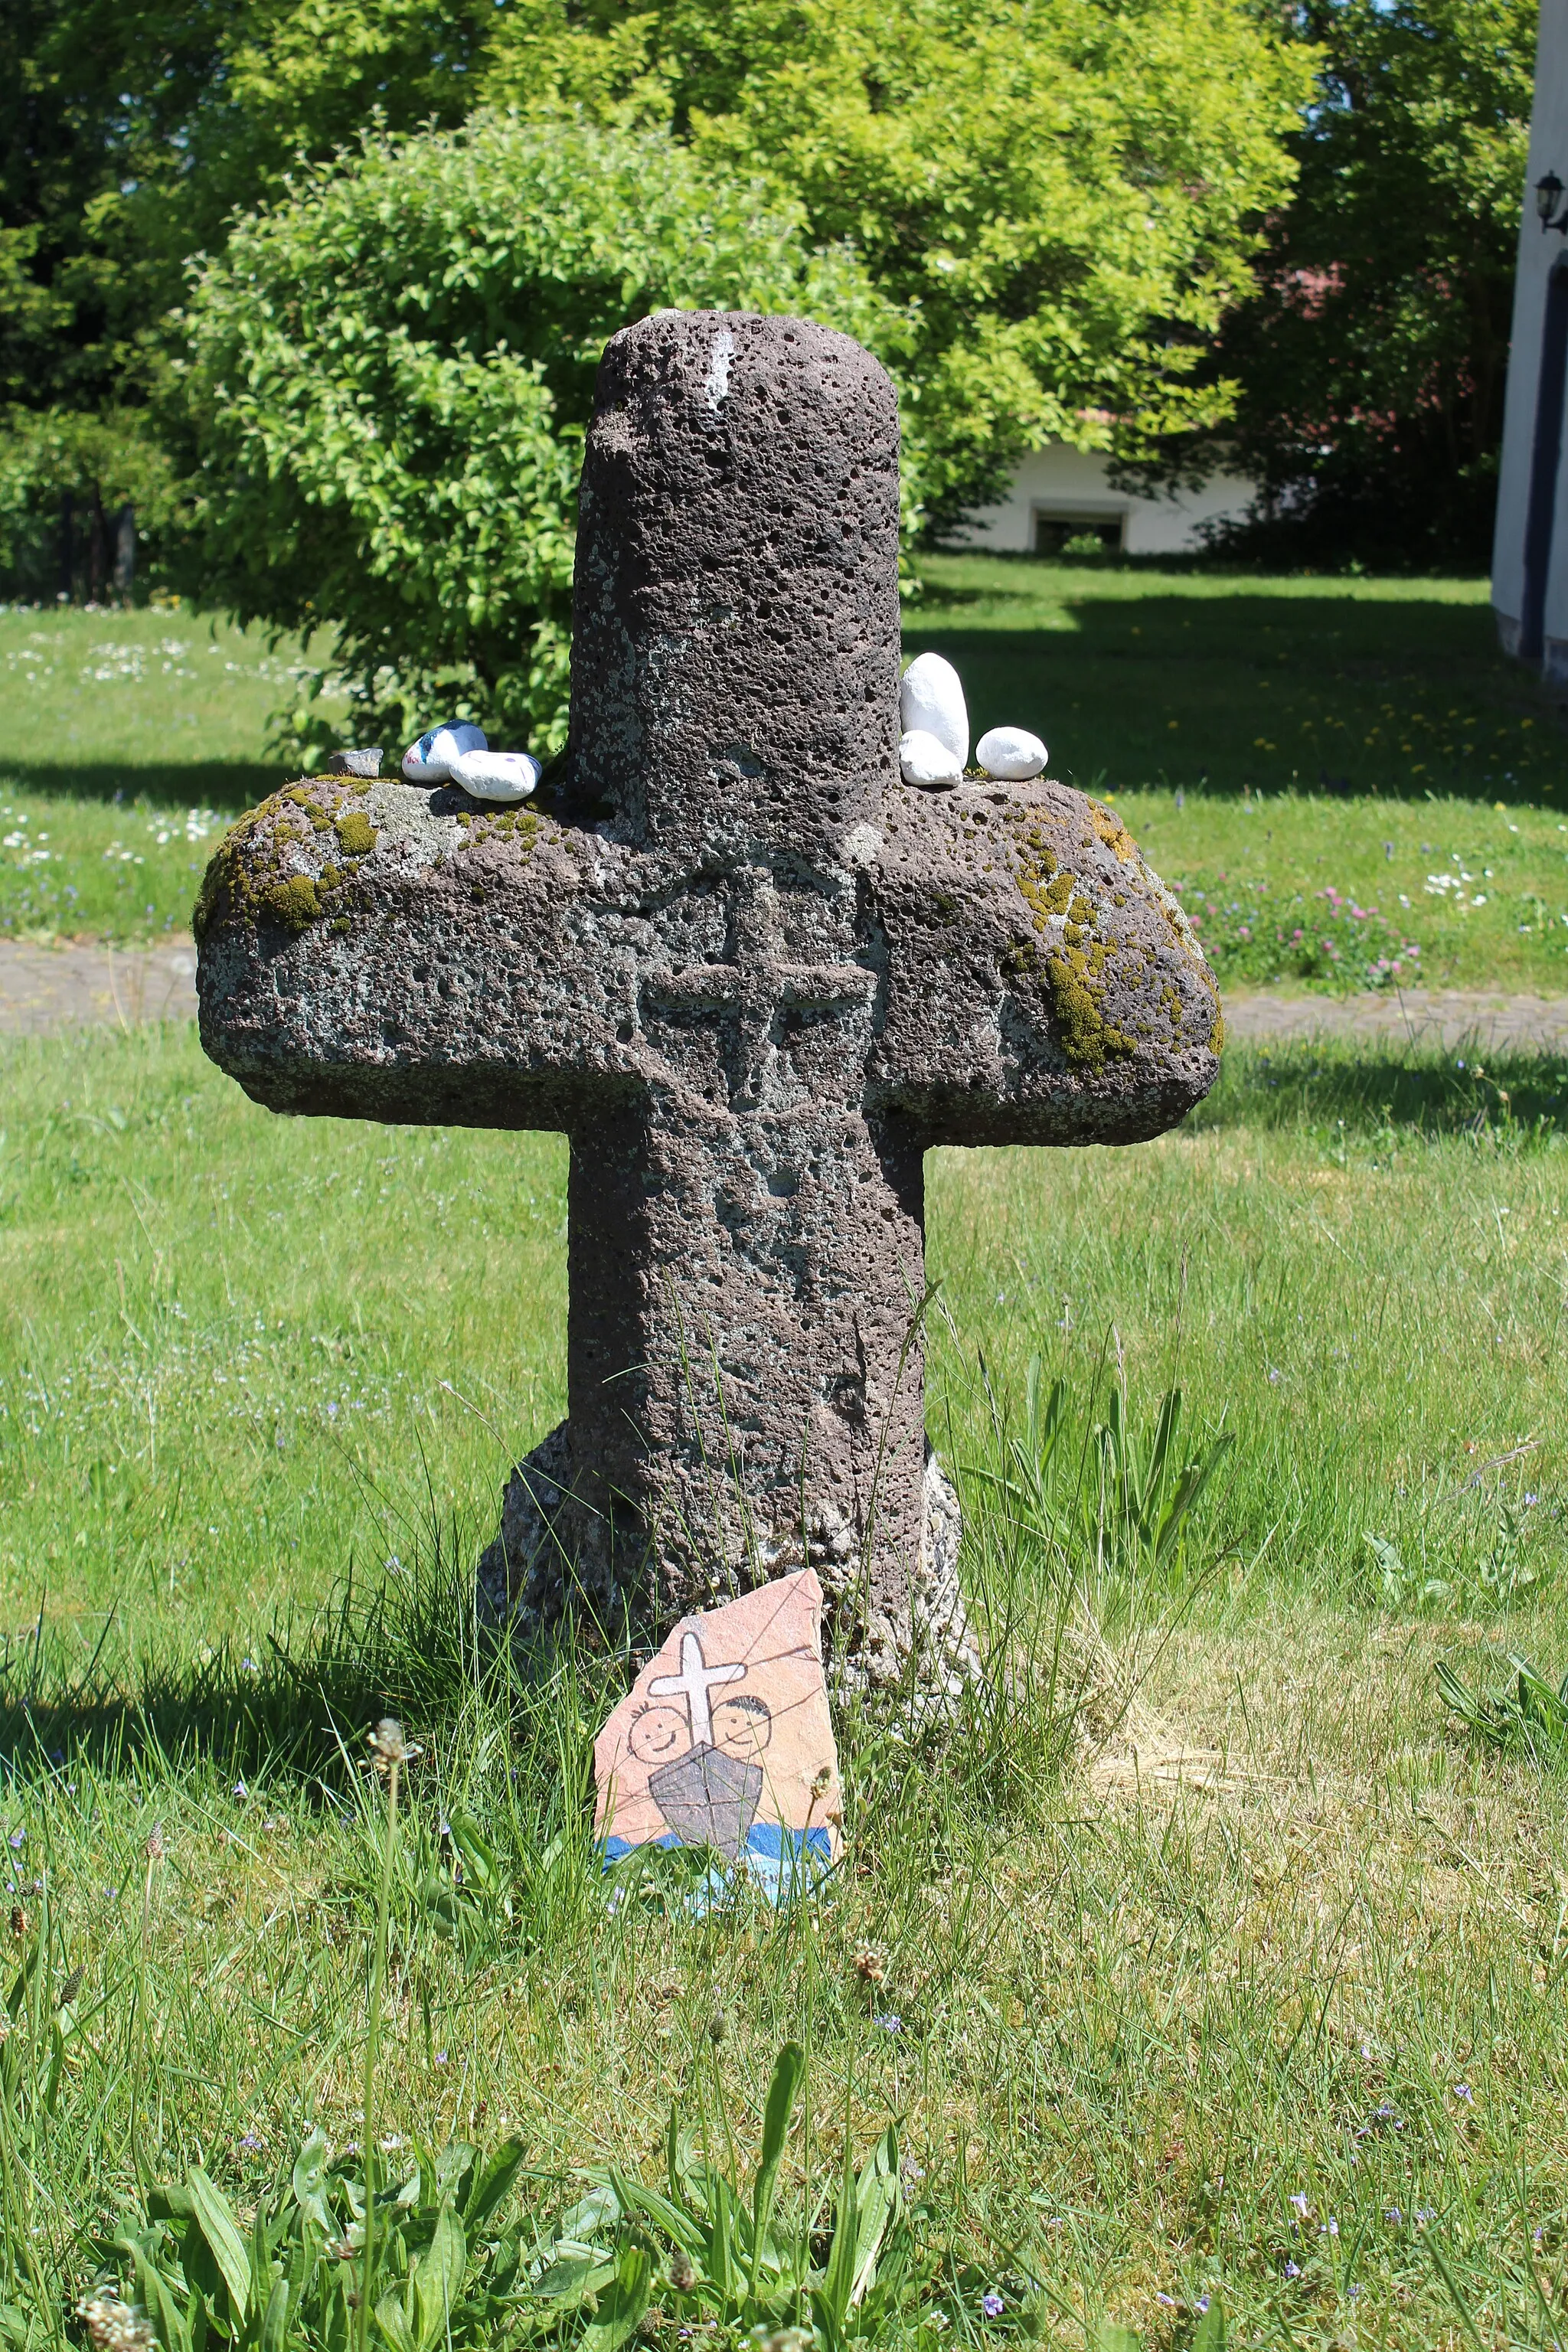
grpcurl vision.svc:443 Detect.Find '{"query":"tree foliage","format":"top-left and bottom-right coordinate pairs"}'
top-left (483, 0), bottom-right (1313, 530)
top-left (175, 114), bottom-right (900, 753)
top-left (1148, 0), bottom-right (1537, 568)
top-left (1, 0), bottom-right (493, 590)
top-left (4, 0), bottom-right (1308, 601)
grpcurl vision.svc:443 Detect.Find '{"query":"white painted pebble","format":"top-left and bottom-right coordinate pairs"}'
top-left (449, 749), bottom-right (541, 804)
top-left (899, 652), bottom-right (969, 766)
top-left (401, 723), bottom-right (487, 782)
top-left (898, 728), bottom-right (964, 788)
top-left (976, 725), bottom-right (1047, 781)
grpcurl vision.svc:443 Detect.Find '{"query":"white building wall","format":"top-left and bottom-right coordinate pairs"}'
top-left (1492, 0), bottom-right (1568, 680)
top-left (947, 441), bottom-right (1258, 557)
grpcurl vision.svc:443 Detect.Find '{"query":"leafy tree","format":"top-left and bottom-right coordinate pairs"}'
top-left (1141, 0), bottom-right (1537, 567)
top-left (1, 0), bottom-right (491, 591)
top-left (3, 0), bottom-right (1309, 595)
top-left (479, 0), bottom-right (1315, 532)
top-left (175, 113), bottom-right (900, 754)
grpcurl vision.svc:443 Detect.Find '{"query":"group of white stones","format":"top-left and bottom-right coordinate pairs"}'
top-left (388, 655), bottom-right (1042, 808)
top-left (400, 724), bottom-right (541, 805)
top-left (898, 652), bottom-right (1047, 789)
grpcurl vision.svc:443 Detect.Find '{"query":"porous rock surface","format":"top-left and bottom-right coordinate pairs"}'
top-left (195, 309), bottom-right (1221, 1690)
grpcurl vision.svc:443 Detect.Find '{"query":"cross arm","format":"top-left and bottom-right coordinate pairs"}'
top-left (193, 772), bottom-right (644, 1128)
top-left (862, 781), bottom-right (1222, 1146)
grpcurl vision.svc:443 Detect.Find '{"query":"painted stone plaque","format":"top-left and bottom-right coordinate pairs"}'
top-left (594, 1567), bottom-right (841, 1900)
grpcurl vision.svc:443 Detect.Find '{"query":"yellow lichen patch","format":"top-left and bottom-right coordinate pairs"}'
top-left (333, 811), bottom-right (377, 858)
top-left (1210, 1009), bottom-right (1227, 1054)
top-left (1044, 952), bottom-right (1136, 1068)
top-left (1089, 802), bottom-right (1138, 863)
top-left (459, 806), bottom-right (543, 856)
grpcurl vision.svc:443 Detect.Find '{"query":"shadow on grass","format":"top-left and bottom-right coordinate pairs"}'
top-left (0, 756), bottom-right (286, 813)
top-left (0, 1546), bottom-right (607, 1792)
top-left (907, 564), bottom-right (1557, 806)
top-left (1197, 1038), bottom-right (1568, 1138)
top-left (0, 1582), bottom-right (392, 1791)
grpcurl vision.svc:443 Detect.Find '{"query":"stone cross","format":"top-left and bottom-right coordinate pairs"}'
top-left (194, 310), bottom-right (1220, 1692)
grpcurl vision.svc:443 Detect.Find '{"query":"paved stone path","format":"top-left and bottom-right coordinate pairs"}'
top-left (4, 939), bottom-right (1568, 1058)
top-left (0, 938), bottom-right (197, 1034)
top-left (1224, 987), bottom-right (1568, 1054)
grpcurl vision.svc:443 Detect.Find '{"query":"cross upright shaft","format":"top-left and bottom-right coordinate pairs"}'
top-left (194, 309), bottom-right (1223, 1690)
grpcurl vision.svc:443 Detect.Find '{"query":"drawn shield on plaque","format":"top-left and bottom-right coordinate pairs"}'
top-left (648, 1743), bottom-right (764, 1858)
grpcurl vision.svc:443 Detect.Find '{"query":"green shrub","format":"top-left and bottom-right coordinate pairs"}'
top-left (175, 113), bottom-right (903, 763)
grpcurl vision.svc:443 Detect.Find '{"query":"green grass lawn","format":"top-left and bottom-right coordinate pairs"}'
top-left (0, 600), bottom-right (347, 943)
top-left (4, 1020), bottom-right (1568, 2344)
top-left (5, 570), bottom-right (1568, 2341)
top-left (5, 565), bottom-right (1568, 993)
top-left (912, 558), bottom-right (1568, 995)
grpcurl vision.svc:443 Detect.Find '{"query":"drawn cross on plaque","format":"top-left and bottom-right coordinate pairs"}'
top-left (648, 1628), bottom-right (746, 1751)
top-left (194, 308), bottom-right (1221, 1691)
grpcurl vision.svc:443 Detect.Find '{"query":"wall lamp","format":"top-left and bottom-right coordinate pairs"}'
top-left (1537, 171), bottom-right (1568, 233)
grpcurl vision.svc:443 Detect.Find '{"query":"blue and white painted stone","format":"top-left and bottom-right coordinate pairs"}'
top-left (401, 723), bottom-right (488, 784)
top-left (976, 725), bottom-right (1047, 781)
top-left (898, 727), bottom-right (963, 788)
top-left (899, 652), bottom-right (969, 766)
top-left (449, 749), bottom-right (541, 804)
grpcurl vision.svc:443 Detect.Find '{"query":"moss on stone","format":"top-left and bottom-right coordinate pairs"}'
top-left (1210, 1008), bottom-right (1227, 1054)
top-left (334, 811), bottom-right (377, 858)
top-left (282, 786), bottom-right (332, 834)
top-left (257, 874), bottom-right (323, 932)
top-left (192, 835), bottom-right (243, 945)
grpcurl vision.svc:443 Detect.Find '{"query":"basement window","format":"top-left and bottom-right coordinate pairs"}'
top-left (1034, 511), bottom-right (1125, 556)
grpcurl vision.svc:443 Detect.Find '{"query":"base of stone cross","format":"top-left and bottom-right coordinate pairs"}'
top-left (475, 1433), bottom-right (978, 1704)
